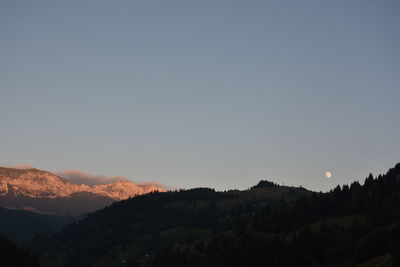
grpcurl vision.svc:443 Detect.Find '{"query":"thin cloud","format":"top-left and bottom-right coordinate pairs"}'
top-left (1, 165), bottom-right (168, 189)
top-left (57, 170), bottom-right (128, 186)
top-left (0, 164), bottom-right (36, 169)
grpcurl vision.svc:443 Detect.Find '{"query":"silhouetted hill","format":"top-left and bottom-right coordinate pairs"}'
top-left (0, 236), bottom-right (40, 267)
top-left (250, 179), bottom-right (277, 189)
top-left (33, 183), bottom-right (309, 266)
top-left (34, 163), bottom-right (400, 267)
top-left (0, 207), bottom-right (74, 244)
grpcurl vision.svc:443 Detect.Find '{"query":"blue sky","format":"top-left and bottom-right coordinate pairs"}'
top-left (1, 0), bottom-right (399, 191)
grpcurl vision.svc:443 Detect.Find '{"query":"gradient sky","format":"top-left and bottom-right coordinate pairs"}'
top-left (1, 0), bottom-right (399, 191)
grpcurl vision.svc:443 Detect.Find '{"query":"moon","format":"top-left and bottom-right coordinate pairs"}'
top-left (325, 171), bottom-right (332, 178)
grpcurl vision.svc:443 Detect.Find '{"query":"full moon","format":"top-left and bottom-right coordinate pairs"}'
top-left (325, 171), bottom-right (332, 178)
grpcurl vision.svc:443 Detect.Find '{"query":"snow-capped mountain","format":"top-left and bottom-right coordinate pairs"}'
top-left (0, 167), bottom-right (165, 215)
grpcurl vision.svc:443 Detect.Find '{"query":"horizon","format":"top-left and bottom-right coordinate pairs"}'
top-left (1, 1), bottom-right (399, 192)
top-left (0, 163), bottom-right (397, 193)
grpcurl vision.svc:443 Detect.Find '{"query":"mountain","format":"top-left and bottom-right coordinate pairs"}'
top-left (34, 163), bottom-right (400, 267)
top-left (0, 207), bottom-right (74, 244)
top-left (34, 182), bottom-right (310, 266)
top-left (0, 167), bottom-right (165, 215)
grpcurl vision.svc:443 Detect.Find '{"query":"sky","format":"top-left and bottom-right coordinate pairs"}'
top-left (1, 0), bottom-right (399, 192)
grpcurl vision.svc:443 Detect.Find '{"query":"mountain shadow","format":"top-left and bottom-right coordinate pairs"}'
top-left (0, 207), bottom-right (74, 244)
top-left (0, 235), bottom-right (40, 267)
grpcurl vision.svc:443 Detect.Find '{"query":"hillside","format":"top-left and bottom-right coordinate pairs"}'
top-left (34, 183), bottom-right (309, 266)
top-left (0, 207), bottom-right (74, 244)
top-left (0, 235), bottom-right (40, 267)
top-left (34, 163), bottom-right (400, 267)
top-left (0, 167), bottom-right (165, 215)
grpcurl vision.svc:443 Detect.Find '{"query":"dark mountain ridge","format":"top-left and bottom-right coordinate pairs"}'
top-left (35, 184), bottom-right (309, 266)
top-left (0, 235), bottom-right (40, 267)
top-left (33, 163), bottom-right (400, 266)
top-left (0, 207), bottom-right (74, 244)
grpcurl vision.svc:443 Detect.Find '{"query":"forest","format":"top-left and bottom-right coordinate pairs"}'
top-left (0, 235), bottom-right (40, 267)
top-left (28, 163), bottom-right (400, 266)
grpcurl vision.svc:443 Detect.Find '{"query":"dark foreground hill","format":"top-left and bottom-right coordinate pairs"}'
top-left (0, 236), bottom-right (40, 267)
top-left (35, 163), bottom-right (400, 267)
top-left (0, 207), bottom-right (74, 244)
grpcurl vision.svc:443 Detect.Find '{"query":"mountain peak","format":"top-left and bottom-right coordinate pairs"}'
top-left (251, 180), bottom-right (278, 190)
top-left (0, 166), bottom-right (166, 215)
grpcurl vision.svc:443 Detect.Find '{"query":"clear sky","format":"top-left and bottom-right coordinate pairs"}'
top-left (1, 0), bottom-right (399, 191)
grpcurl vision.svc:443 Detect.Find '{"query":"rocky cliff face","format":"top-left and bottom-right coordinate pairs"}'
top-left (0, 167), bottom-right (165, 215)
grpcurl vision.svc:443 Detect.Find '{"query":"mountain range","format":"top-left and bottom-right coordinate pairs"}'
top-left (1, 163), bottom-right (400, 266)
top-left (33, 163), bottom-right (400, 267)
top-left (0, 167), bottom-right (165, 215)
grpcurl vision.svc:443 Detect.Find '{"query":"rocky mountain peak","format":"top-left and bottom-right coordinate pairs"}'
top-left (0, 167), bottom-right (166, 215)
top-left (0, 167), bottom-right (165, 200)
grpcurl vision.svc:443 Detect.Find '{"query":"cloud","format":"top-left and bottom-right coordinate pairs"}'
top-left (57, 170), bottom-right (128, 186)
top-left (1, 165), bottom-right (168, 189)
top-left (0, 164), bottom-right (36, 169)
